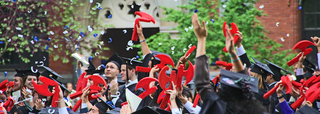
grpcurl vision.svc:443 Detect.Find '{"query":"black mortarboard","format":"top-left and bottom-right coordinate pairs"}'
top-left (220, 69), bottom-right (259, 93)
top-left (23, 69), bottom-right (40, 78)
top-left (40, 66), bottom-right (70, 93)
top-left (14, 69), bottom-right (25, 78)
top-left (85, 59), bottom-right (96, 75)
top-left (132, 106), bottom-right (160, 114)
top-left (294, 105), bottom-right (319, 114)
top-left (303, 59), bottom-right (316, 79)
top-left (94, 102), bottom-right (108, 113)
top-left (105, 53), bottom-right (123, 71)
top-left (264, 60), bottom-right (285, 81)
top-left (250, 58), bottom-right (274, 78)
top-left (121, 57), bottom-right (143, 68)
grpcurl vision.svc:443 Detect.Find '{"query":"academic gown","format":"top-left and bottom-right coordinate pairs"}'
top-left (115, 83), bottom-right (144, 107)
top-left (239, 53), bottom-right (251, 68)
top-left (137, 53), bottom-right (153, 81)
top-left (254, 89), bottom-right (270, 111)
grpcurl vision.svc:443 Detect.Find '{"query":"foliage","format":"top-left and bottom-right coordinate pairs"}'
top-left (0, 0), bottom-right (110, 64)
top-left (133, 0), bottom-right (295, 70)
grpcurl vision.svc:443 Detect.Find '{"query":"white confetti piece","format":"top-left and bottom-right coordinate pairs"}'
top-left (54, 45), bottom-right (58, 48)
top-left (159, 43), bottom-right (162, 45)
top-left (63, 30), bottom-right (68, 34)
top-left (87, 26), bottom-right (93, 32)
top-left (174, 0), bottom-right (178, 1)
top-left (172, 51), bottom-right (175, 55)
top-left (31, 66), bottom-right (38, 73)
top-left (183, 48), bottom-right (187, 53)
top-left (50, 31), bottom-right (54, 35)
top-left (18, 34), bottom-right (23, 37)
top-left (171, 46), bottom-right (175, 50)
top-left (90, 0), bottom-right (93, 3)
top-left (188, 44), bottom-right (192, 48)
top-left (127, 40), bottom-right (133, 46)
top-left (185, 28), bottom-right (189, 32)
top-left (281, 37), bottom-right (284, 42)
top-left (286, 34), bottom-right (289, 37)
top-left (100, 31), bottom-right (105, 35)
top-left (30, 40), bottom-right (34, 44)
top-left (222, 5), bottom-right (227, 8)
top-left (28, 10), bottom-right (32, 13)
top-left (126, 47), bottom-right (133, 51)
top-left (259, 5), bottom-right (264, 9)
top-left (95, 52), bottom-right (100, 56)
top-left (276, 22), bottom-right (280, 27)
top-left (44, 11), bottom-right (47, 15)
top-left (78, 36), bottom-right (82, 40)
top-left (123, 29), bottom-right (127, 34)
top-left (206, 21), bottom-right (208, 25)
top-left (100, 41), bottom-right (104, 45)
top-left (98, 44), bottom-right (101, 49)
top-left (16, 27), bottom-right (21, 30)
top-left (189, 26), bottom-right (193, 29)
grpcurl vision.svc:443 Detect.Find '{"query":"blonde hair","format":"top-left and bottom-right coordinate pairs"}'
top-left (250, 72), bottom-right (264, 89)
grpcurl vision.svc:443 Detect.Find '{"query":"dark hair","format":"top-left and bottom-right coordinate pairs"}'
top-left (182, 86), bottom-right (193, 99)
top-left (218, 84), bottom-right (266, 114)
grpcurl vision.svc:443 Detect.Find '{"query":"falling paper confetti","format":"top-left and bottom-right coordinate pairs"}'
top-left (90, 0), bottom-right (93, 3)
top-left (126, 47), bottom-right (133, 51)
top-left (44, 11), bottom-right (47, 15)
top-left (98, 7), bottom-right (102, 10)
top-left (78, 36), bottom-right (82, 40)
top-left (194, 9), bottom-right (198, 13)
top-left (100, 41), bottom-right (104, 45)
top-left (159, 43), bottom-right (162, 45)
top-left (65, 37), bottom-right (70, 41)
top-left (93, 33), bottom-right (98, 37)
top-left (185, 28), bottom-right (189, 32)
top-left (281, 37), bottom-right (284, 42)
top-left (188, 44), bottom-right (192, 48)
top-left (4, 71), bottom-right (7, 77)
top-left (80, 31), bottom-right (85, 37)
top-left (48, 38), bottom-right (51, 41)
top-left (64, 26), bottom-right (69, 29)
top-left (171, 46), bottom-right (175, 50)
top-left (54, 45), bottom-right (58, 48)
top-left (31, 66), bottom-right (38, 73)
top-left (18, 34), bottom-right (23, 38)
top-left (136, 55), bottom-right (140, 59)
top-left (276, 22), bottom-right (280, 27)
top-left (174, 0), bottom-right (177, 1)
top-left (287, 34), bottom-right (289, 37)
top-left (63, 31), bottom-right (68, 34)
top-left (89, 56), bottom-right (93, 60)
top-left (95, 52), bottom-right (100, 56)
top-left (222, 5), bottom-right (227, 8)
top-left (108, 38), bottom-right (112, 43)
top-left (107, 14), bottom-right (112, 18)
top-left (127, 40), bottom-right (133, 46)
top-left (100, 31), bottom-right (105, 35)
top-left (88, 26), bottom-right (93, 32)
top-left (43, 56), bottom-right (46, 61)
top-left (49, 31), bottom-right (54, 35)
top-left (123, 29), bottom-right (127, 34)
top-left (299, 6), bottom-right (302, 10)
top-left (33, 36), bottom-right (39, 42)
top-left (16, 27), bottom-right (21, 30)
top-left (28, 10), bottom-right (32, 13)
top-left (45, 46), bottom-right (49, 50)
top-left (210, 19), bottom-right (215, 23)
top-left (0, 41), bottom-right (3, 44)
top-left (172, 51), bottom-right (175, 54)
top-left (259, 5), bottom-right (264, 9)
top-left (183, 48), bottom-right (187, 53)
top-left (30, 40), bottom-right (34, 44)
top-left (98, 44), bottom-right (101, 49)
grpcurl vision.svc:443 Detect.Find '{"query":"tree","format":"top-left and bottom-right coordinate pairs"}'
top-left (0, 0), bottom-right (110, 64)
top-left (133, 0), bottom-right (295, 70)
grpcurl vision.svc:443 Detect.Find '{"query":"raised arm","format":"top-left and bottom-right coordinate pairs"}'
top-left (235, 31), bottom-right (251, 68)
top-left (136, 22), bottom-right (152, 56)
top-left (192, 13), bottom-right (207, 57)
top-left (225, 25), bottom-right (244, 72)
top-left (311, 36), bottom-right (320, 70)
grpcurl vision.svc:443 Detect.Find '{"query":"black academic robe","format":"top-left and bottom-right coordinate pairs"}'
top-left (114, 83), bottom-right (144, 107)
top-left (138, 53), bottom-right (153, 81)
top-left (194, 55), bottom-right (227, 114)
top-left (254, 89), bottom-right (270, 111)
top-left (239, 53), bottom-right (251, 68)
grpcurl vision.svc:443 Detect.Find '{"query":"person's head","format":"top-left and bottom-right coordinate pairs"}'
top-left (105, 62), bottom-right (120, 79)
top-left (23, 75), bottom-right (38, 90)
top-left (250, 72), bottom-right (265, 89)
top-left (13, 69), bottom-right (25, 91)
top-left (89, 102), bottom-right (108, 114)
top-left (67, 83), bottom-right (73, 92)
top-left (265, 74), bottom-right (275, 85)
top-left (182, 87), bottom-right (193, 102)
top-left (120, 64), bottom-right (137, 81)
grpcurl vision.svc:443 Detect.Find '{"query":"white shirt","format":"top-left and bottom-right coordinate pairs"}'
top-left (183, 101), bottom-right (201, 114)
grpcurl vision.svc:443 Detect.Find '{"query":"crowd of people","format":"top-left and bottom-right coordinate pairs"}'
top-left (0, 13), bottom-right (319, 114)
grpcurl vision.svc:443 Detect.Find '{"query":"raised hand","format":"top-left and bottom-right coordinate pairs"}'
top-left (225, 24), bottom-right (236, 54)
top-left (235, 31), bottom-right (243, 47)
top-left (192, 13), bottom-right (207, 39)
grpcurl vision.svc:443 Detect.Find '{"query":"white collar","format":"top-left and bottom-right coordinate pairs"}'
top-left (125, 79), bottom-right (138, 87)
top-left (108, 78), bottom-right (118, 87)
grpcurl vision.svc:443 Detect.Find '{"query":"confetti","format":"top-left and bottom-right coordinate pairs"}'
top-left (159, 43), bottom-right (162, 45)
top-left (16, 27), bottom-right (21, 30)
top-left (45, 46), bottom-right (49, 50)
top-left (4, 71), bottom-right (7, 77)
top-left (172, 51), bottom-right (174, 54)
top-left (126, 47), bottom-right (133, 51)
top-left (33, 36), bottom-right (39, 42)
top-left (174, 0), bottom-right (177, 1)
top-left (49, 31), bottom-right (54, 35)
top-left (65, 37), bottom-right (70, 41)
top-left (286, 34), bottom-right (289, 37)
top-left (299, 6), bottom-right (302, 10)
top-left (281, 37), bottom-right (284, 42)
top-left (93, 33), bottom-right (98, 37)
top-left (31, 66), bottom-right (38, 73)
top-left (28, 10), bottom-right (32, 13)
top-left (90, 0), bottom-right (93, 3)
top-left (123, 29), bottom-right (127, 34)
top-left (35, 61), bottom-right (38, 64)
top-left (48, 38), bottom-right (51, 41)
top-left (100, 41), bottom-right (104, 45)
top-left (210, 19), bottom-right (215, 23)
top-left (194, 9), bottom-right (198, 13)
top-left (89, 56), bottom-right (93, 60)
top-left (107, 14), bottom-right (112, 18)
top-left (259, 5), bottom-right (264, 9)
top-left (188, 44), bottom-right (192, 48)
top-left (78, 36), bottom-right (82, 40)
top-left (30, 40), bottom-right (34, 44)
top-left (64, 26), bottom-right (69, 29)
top-left (96, 3), bottom-right (101, 7)
top-left (127, 40), bottom-right (133, 46)
top-left (206, 21), bottom-right (208, 25)
top-left (88, 26), bottom-right (93, 32)
top-left (54, 45), bottom-right (58, 48)
top-left (183, 48), bottom-right (187, 53)
top-left (98, 44), bottom-right (101, 49)
top-left (95, 52), bottom-right (100, 56)
top-left (12, 0), bottom-right (16, 2)
top-left (189, 26), bottom-right (193, 29)
top-left (276, 22), bottom-right (279, 27)
top-left (98, 7), bottom-right (102, 10)
top-left (18, 34), bottom-right (23, 38)
top-left (222, 5), bottom-right (227, 8)
top-left (185, 28), bottom-right (188, 32)
top-left (80, 31), bottom-right (84, 37)
top-left (100, 31), bottom-right (105, 35)
top-left (136, 55), bottom-right (140, 59)
top-left (0, 41), bottom-right (3, 44)
top-left (44, 11), bottom-right (47, 15)
top-left (43, 56), bottom-right (46, 61)
top-left (171, 46), bottom-right (175, 50)
top-left (108, 38), bottom-right (112, 43)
